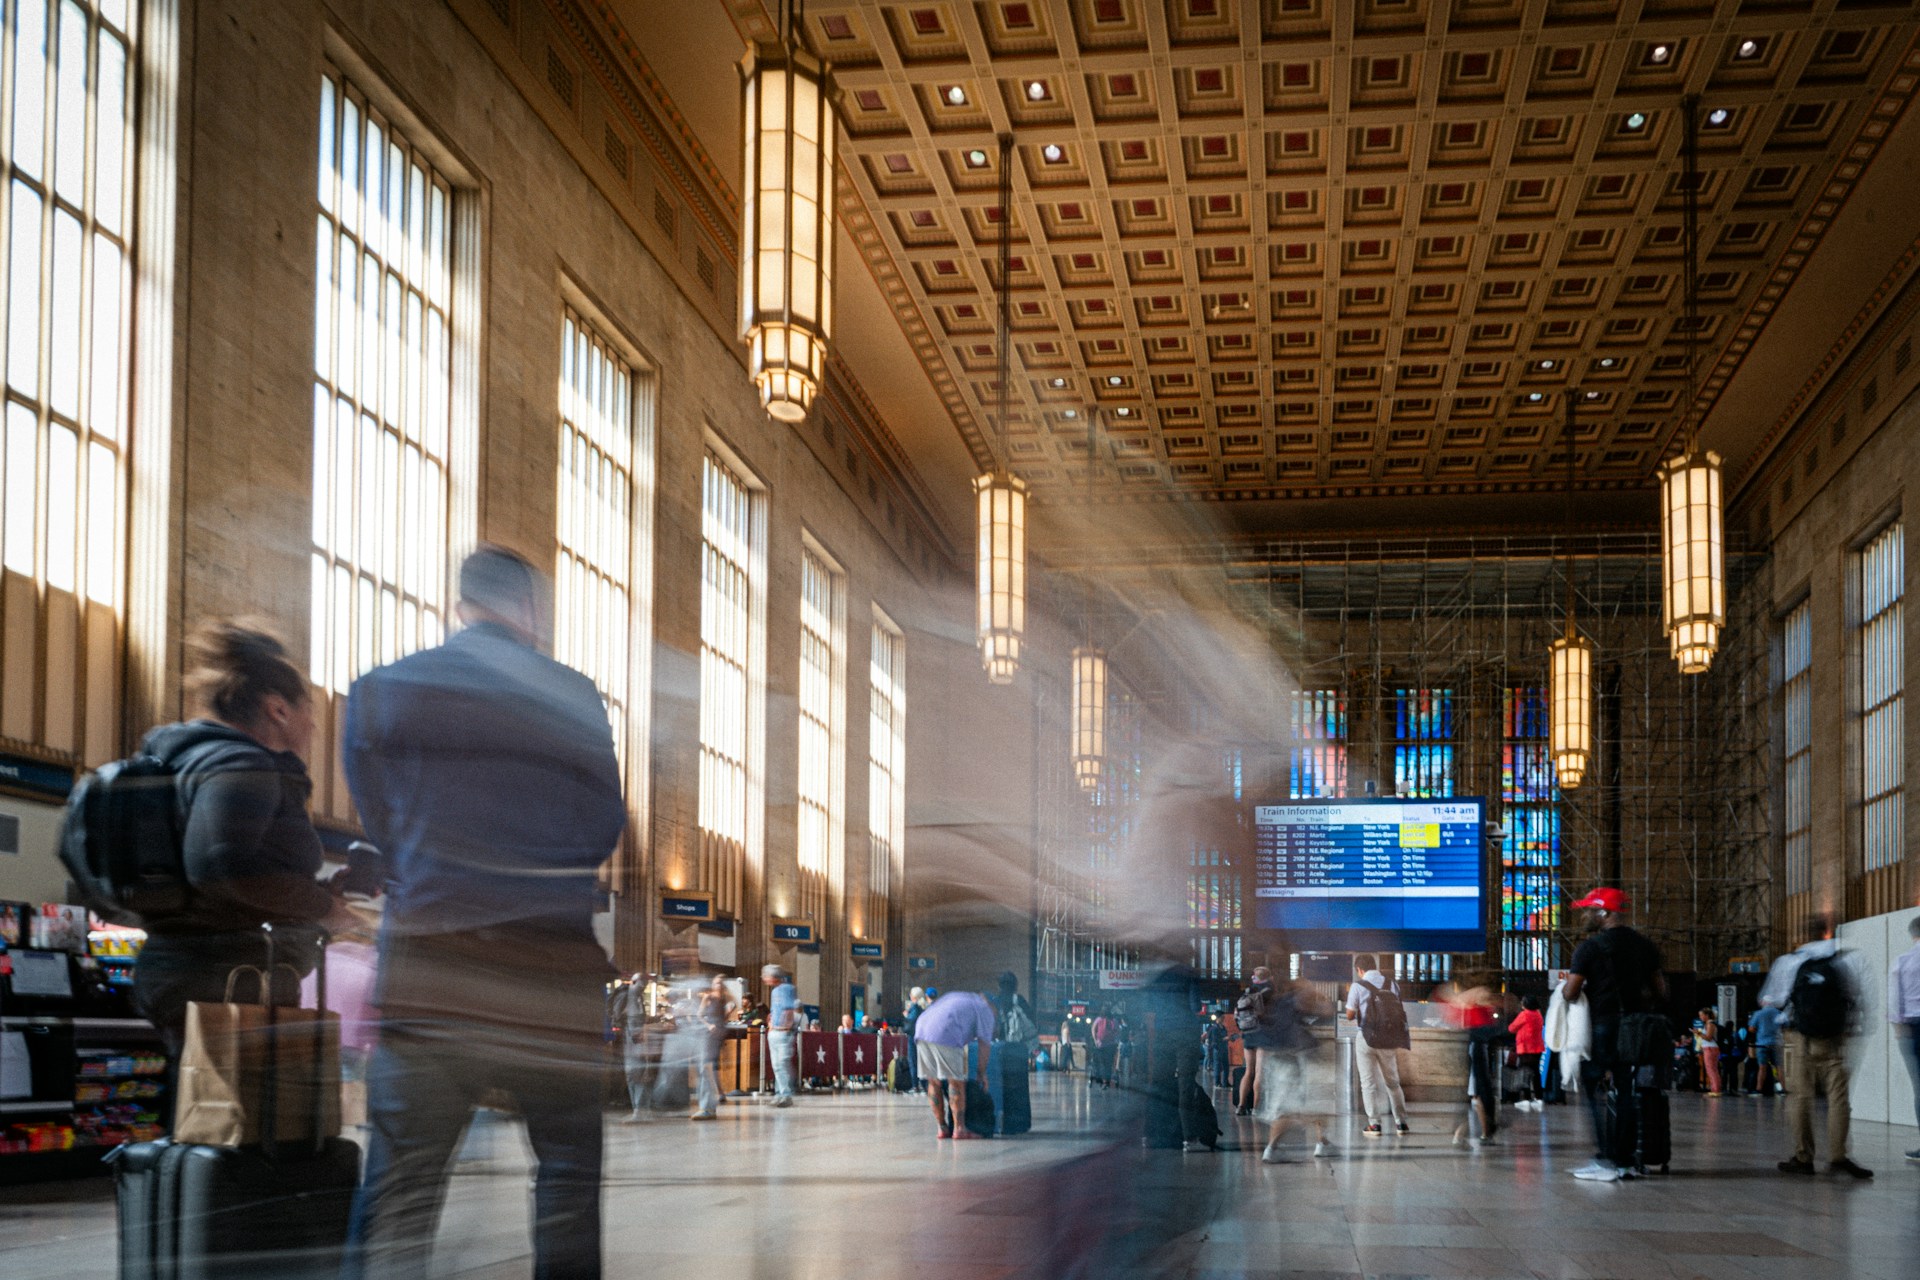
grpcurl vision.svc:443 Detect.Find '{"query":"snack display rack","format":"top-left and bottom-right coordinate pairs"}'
top-left (1, 911), bottom-right (166, 1182)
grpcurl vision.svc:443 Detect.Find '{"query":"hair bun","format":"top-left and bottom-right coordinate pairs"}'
top-left (184, 618), bottom-right (306, 728)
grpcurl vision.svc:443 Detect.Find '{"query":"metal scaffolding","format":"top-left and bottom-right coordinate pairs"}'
top-left (1045, 531), bottom-right (1774, 980)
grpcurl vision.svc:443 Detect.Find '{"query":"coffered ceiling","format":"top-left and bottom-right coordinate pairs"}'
top-left (608, 0), bottom-right (1920, 542)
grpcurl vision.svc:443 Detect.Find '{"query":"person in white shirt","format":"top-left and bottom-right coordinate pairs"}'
top-left (1888, 914), bottom-right (1920, 1164)
top-left (1344, 954), bottom-right (1411, 1137)
top-left (1759, 917), bottom-right (1872, 1179)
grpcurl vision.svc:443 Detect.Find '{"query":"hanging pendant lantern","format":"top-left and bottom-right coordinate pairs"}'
top-left (1659, 449), bottom-right (1724, 674)
top-left (975, 134), bottom-right (1025, 685)
top-left (1550, 394), bottom-right (1595, 791)
top-left (738, 38), bottom-right (835, 423)
top-left (975, 469), bottom-right (1027, 683)
top-left (1549, 631), bottom-right (1594, 790)
top-left (1657, 98), bottom-right (1725, 676)
top-left (1071, 646), bottom-right (1108, 789)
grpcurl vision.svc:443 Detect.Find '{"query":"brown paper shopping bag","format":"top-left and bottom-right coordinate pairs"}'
top-left (172, 964), bottom-right (341, 1149)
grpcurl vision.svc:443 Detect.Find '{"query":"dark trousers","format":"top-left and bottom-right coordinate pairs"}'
top-left (345, 927), bottom-right (611, 1280)
top-left (1581, 1018), bottom-right (1639, 1167)
top-left (1515, 1052), bottom-right (1541, 1101)
top-left (1901, 1022), bottom-right (1920, 1130)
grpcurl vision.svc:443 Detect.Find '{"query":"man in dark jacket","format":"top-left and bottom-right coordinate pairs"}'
top-left (343, 546), bottom-right (627, 1280)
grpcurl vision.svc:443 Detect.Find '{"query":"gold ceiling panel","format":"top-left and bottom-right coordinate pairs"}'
top-left (810, 0), bottom-right (1920, 503)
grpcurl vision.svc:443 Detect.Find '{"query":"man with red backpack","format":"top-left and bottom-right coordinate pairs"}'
top-left (1344, 954), bottom-right (1412, 1136)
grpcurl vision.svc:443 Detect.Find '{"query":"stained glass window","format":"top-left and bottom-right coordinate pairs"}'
top-left (1394, 687), bottom-right (1455, 798)
top-left (1289, 688), bottom-right (1346, 797)
top-left (1501, 687), bottom-right (1559, 970)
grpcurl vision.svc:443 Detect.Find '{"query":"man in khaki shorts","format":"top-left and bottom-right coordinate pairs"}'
top-left (914, 990), bottom-right (995, 1140)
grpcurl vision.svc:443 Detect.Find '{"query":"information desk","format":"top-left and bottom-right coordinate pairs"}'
top-left (1332, 1021), bottom-right (1471, 1110)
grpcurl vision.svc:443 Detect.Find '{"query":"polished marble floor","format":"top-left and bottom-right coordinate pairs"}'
top-left (2, 1074), bottom-right (1916, 1279)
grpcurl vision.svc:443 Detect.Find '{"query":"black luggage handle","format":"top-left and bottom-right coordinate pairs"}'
top-left (258, 923), bottom-right (331, 1162)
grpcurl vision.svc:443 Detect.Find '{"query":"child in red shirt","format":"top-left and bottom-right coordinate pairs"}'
top-left (1509, 995), bottom-right (1546, 1109)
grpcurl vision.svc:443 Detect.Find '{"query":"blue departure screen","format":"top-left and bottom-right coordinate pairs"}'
top-left (1253, 799), bottom-right (1486, 953)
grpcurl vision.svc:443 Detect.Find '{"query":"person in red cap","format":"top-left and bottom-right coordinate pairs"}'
top-left (1560, 887), bottom-right (1667, 1182)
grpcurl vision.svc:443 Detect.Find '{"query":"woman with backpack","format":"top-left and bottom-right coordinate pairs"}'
top-left (126, 623), bottom-right (352, 1068)
top-left (1254, 973), bottom-right (1335, 1162)
top-left (1233, 966), bottom-right (1279, 1116)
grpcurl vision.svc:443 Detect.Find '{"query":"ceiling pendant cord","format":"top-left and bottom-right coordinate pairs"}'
top-left (996, 131), bottom-right (1014, 472)
top-left (1681, 94), bottom-right (1700, 457)
top-left (1564, 392), bottom-right (1577, 638)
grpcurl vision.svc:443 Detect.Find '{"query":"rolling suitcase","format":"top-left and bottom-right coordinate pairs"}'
top-left (114, 925), bottom-right (360, 1280)
top-left (997, 1053), bottom-right (1032, 1135)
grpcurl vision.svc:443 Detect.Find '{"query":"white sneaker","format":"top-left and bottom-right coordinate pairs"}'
top-left (1313, 1141), bottom-right (1336, 1158)
top-left (1572, 1161), bottom-right (1624, 1182)
top-left (1182, 1140), bottom-right (1211, 1153)
top-left (1261, 1143), bottom-right (1287, 1164)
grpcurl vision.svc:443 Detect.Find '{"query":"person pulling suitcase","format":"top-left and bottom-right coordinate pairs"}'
top-left (114, 925), bottom-right (359, 1280)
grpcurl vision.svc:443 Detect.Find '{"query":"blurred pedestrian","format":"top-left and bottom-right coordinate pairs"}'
top-left (692, 975), bottom-right (734, 1120)
top-left (1889, 914), bottom-right (1920, 1164)
top-left (1255, 974), bottom-right (1333, 1163)
top-left (1762, 918), bottom-right (1873, 1178)
top-left (343, 546), bottom-right (627, 1279)
top-left (763, 964), bottom-right (800, 1107)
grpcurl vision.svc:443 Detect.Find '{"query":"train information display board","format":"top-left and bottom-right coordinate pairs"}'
top-left (1252, 799), bottom-right (1485, 953)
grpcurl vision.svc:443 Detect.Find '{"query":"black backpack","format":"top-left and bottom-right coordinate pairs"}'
top-left (57, 753), bottom-right (190, 926)
top-left (1356, 978), bottom-right (1412, 1050)
top-left (1788, 953), bottom-right (1855, 1040)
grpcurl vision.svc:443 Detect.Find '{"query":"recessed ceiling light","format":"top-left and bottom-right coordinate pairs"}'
top-left (1115, 407), bottom-right (1132, 417)
top-left (1042, 143), bottom-right (1065, 163)
top-left (1062, 408), bottom-right (1078, 419)
top-left (1025, 81), bottom-right (1047, 101)
top-left (965, 149), bottom-right (988, 167)
top-left (1526, 392), bottom-right (1544, 403)
top-left (1598, 357), bottom-right (1618, 369)
top-left (1107, 375), bottom-right (1124, 386)
top-left (1707, 107), bottom-right (1731, 126)
top-left (1650, 44), bottom-right (1671, 63)
top-left (1538, 359), bottom-right (1555, 370)
top-left (1585, 390), bottom-right (1602, 401)
top-left (1049, 377), bottom-right (1067, 388)
top-left (945, 85), bottom-right (967, 106)
top-left (1625, 112), bottom-right (1648, 130)
top-left (1736, 38), bottom-right (1760, 59)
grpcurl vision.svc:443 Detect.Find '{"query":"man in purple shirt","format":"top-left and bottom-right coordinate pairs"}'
top-left (914, 990), bottom-right (995, 1140)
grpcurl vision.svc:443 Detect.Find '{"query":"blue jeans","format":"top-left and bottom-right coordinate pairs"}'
top-left (1900, 1020), bottom-right (1920, 1131)
top-left (345, 926), bottom-right (610, 1280)
top-left (345, 1021), bottom-right (603, 1280)
top-left (769, 1030), bottom-right (797, 1099)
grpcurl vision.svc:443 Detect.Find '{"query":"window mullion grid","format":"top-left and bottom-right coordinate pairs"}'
top-left (312, 67), bottom-right (451, 708)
